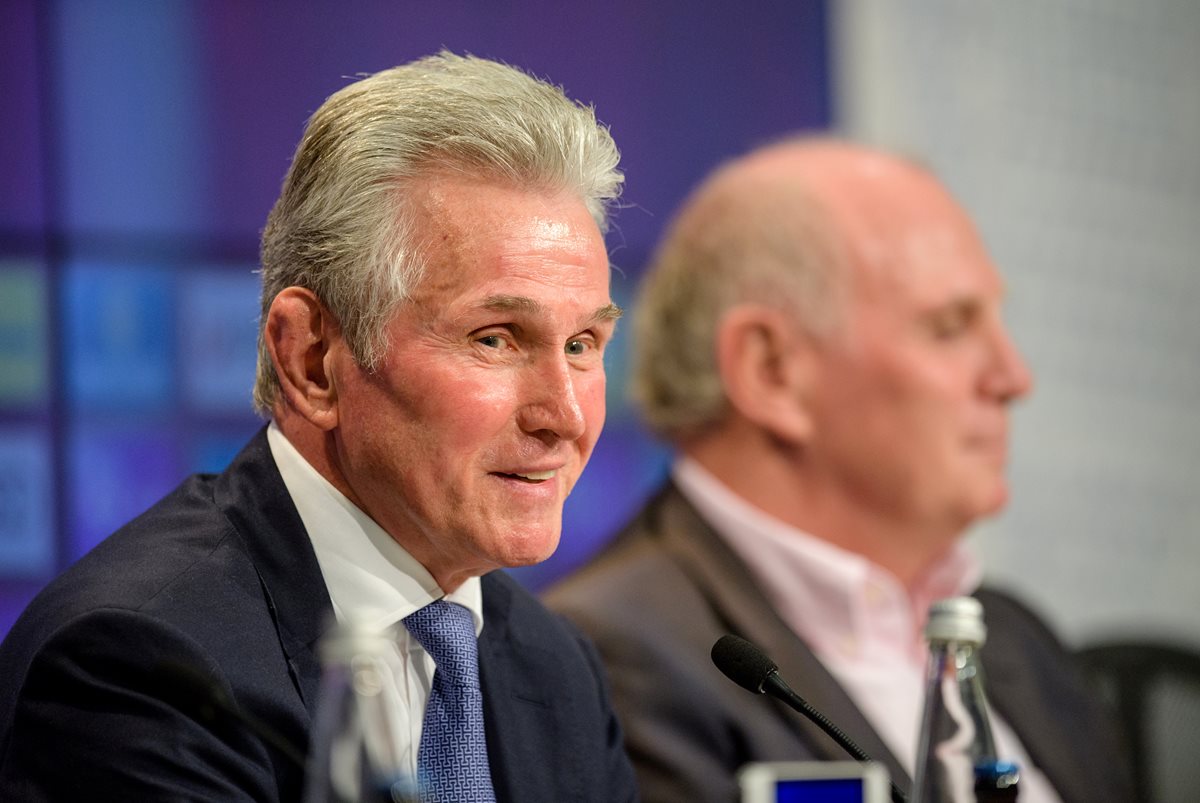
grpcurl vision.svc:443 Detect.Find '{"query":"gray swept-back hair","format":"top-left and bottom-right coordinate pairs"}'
top-left (632, 138), bottom-right (848, 442)
top-left (253, 51), bottom-right (623, 414)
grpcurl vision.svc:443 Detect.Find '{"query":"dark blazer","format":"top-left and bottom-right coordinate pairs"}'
top-left (0, 429), bottom-right (637, 802)
top-left (546, 483), bottom-right (1133, 803)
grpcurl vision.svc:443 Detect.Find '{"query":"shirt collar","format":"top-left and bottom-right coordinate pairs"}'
top-left (672, 455), bottom-right (979, 658)
top-left (267, 422), bottom-right (484, 636)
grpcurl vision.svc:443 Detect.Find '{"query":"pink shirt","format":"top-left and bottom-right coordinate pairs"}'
top-left (673, 456), bottom-right (1060, 803)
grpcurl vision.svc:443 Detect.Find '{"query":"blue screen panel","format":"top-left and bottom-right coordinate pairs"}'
top-left (188, 426), bottom-right (259, 476)
top-left (0, 0), bottom-right (46, 231)
top-left (0, 426), bottom-right (55, 577)
top-left (0, 263), bottom-right (49, 408)
top-left (67, 424), bottom-right (183, 560)
top-left (776, 778), bottom-right (866, 803)
top-left (64, 262), bottom-right (175, 411)
top-left (178, 267), bottom-right (261, 414)
top-left (53, 0), bottom-right (208, 237)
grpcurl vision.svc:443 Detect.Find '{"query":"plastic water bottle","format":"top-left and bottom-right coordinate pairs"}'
top-left (912, 597), bottom-right (1019, 802)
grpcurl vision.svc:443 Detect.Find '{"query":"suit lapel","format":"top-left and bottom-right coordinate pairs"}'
top-left (655, 485), bottom-right (914, 789)
top-left (211, 428), bottom-right (333, 712)
top-left (477, 576), bottom-right (522, 803)
top-left (978, 592), bottom-right (1088, 803)
top-left (476, 573), bottom-right (578, 803)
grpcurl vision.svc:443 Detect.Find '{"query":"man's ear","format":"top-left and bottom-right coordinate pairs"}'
top-left (714, 304), bottom-right (817, 446)
top-left (263, 287), bottom-right (341, 431)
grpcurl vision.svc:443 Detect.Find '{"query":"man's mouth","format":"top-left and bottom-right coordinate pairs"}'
top-left (495, 470), bottom-right (557, 483)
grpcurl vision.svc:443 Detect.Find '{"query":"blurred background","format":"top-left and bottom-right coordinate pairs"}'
top-left (1, 0), bottom-right (1198, 661)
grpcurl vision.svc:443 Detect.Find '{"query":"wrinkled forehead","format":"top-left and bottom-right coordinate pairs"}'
top-left (396, 174), bottom-right (613, 322)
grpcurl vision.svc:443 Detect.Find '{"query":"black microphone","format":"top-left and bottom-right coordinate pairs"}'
top-left (155, 660), bottom-right (307, 772)
top-left (711, 634), bottom-right (908, 803)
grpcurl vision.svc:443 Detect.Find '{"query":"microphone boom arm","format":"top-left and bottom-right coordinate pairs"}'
top-left (712, 635), bottom-right (908, 803)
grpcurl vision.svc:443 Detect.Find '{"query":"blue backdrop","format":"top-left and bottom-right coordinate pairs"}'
top-left (0, 0), bottom-right (832, 635)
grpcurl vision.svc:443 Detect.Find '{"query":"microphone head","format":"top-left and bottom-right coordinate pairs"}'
top-left (711, 634), bottom-right (778, 694)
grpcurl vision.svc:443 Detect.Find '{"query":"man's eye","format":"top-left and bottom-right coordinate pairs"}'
top-left (929, 305), bottom-right (976, 340)
top-left (478, 335), bottom-right (504, 349)
top-left (931, 317), bottom-right (966, 339)
top-left (565, 339), bottom-right (588, 356)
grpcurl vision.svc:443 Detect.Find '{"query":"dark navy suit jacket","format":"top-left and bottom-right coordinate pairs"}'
top-left (0, 429), bottom-right (637, 802)
top-left (547, 483), bottom-right (1133, 803)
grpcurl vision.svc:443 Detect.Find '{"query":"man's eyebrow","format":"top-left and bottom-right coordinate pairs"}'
top-left (480, 295), bottom-right (623, 324)
top-left (589, 302), bottom-right (624, 323)
top-left (482, 294), bottom-right (544, 314)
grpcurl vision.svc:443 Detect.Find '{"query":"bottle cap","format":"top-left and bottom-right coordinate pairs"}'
top-left (975, 760), bottom-right (1020, 789)
top-left (924, 596), bottom-right (987, 646)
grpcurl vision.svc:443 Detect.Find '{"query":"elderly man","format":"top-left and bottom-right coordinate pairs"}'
top-left (547, 139), bottom-right (1131, 802)
top-left (0, 53), bottom-right (637, 802)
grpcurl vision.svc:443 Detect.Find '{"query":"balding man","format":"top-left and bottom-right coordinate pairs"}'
top-left (547, 139), bottom-right (1131, 803)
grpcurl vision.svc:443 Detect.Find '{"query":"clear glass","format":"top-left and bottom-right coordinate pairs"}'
top-left (303, 634), bottom-right (416, 803)
top-left (912, 640), bottom-right (1005, 803)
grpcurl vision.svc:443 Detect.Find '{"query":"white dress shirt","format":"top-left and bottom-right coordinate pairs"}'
top-left (267, 422), bottom-right (483, 781)
top-left (673, 456), bottom-right (1060, 803)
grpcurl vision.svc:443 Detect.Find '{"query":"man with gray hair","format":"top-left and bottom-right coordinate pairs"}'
top-left (0, 52), bottom-right (637, 802)
top-left (548, 139), bottom-right (1131, 802)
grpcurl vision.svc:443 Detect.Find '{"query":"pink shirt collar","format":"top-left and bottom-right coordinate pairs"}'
top-left (672, 455), bottom-right (982, 663)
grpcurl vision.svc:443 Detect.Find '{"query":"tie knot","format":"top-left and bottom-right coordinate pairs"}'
top-left (403, 600), bottom-right (480, 688)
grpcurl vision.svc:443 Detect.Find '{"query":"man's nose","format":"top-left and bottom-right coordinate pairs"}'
top-left (517, 355), bottom-right (588, 442)
top-left (983, 321), bottom-right (1034, 403)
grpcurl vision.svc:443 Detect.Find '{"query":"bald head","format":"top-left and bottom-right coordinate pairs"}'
top-left (633, 138), bottom-right (954, 441)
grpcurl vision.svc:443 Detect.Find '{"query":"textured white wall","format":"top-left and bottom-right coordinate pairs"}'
top-left (832, 1), bottom-right (1200, 647)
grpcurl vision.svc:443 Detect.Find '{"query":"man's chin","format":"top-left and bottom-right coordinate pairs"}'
top-left (974, 480), bottom-right (1011, 518)
top-left (492, 526), bottom-right (562, 569)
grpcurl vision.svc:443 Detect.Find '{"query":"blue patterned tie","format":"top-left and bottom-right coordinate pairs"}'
top-left (402, 600), bottom-right (497, 803)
